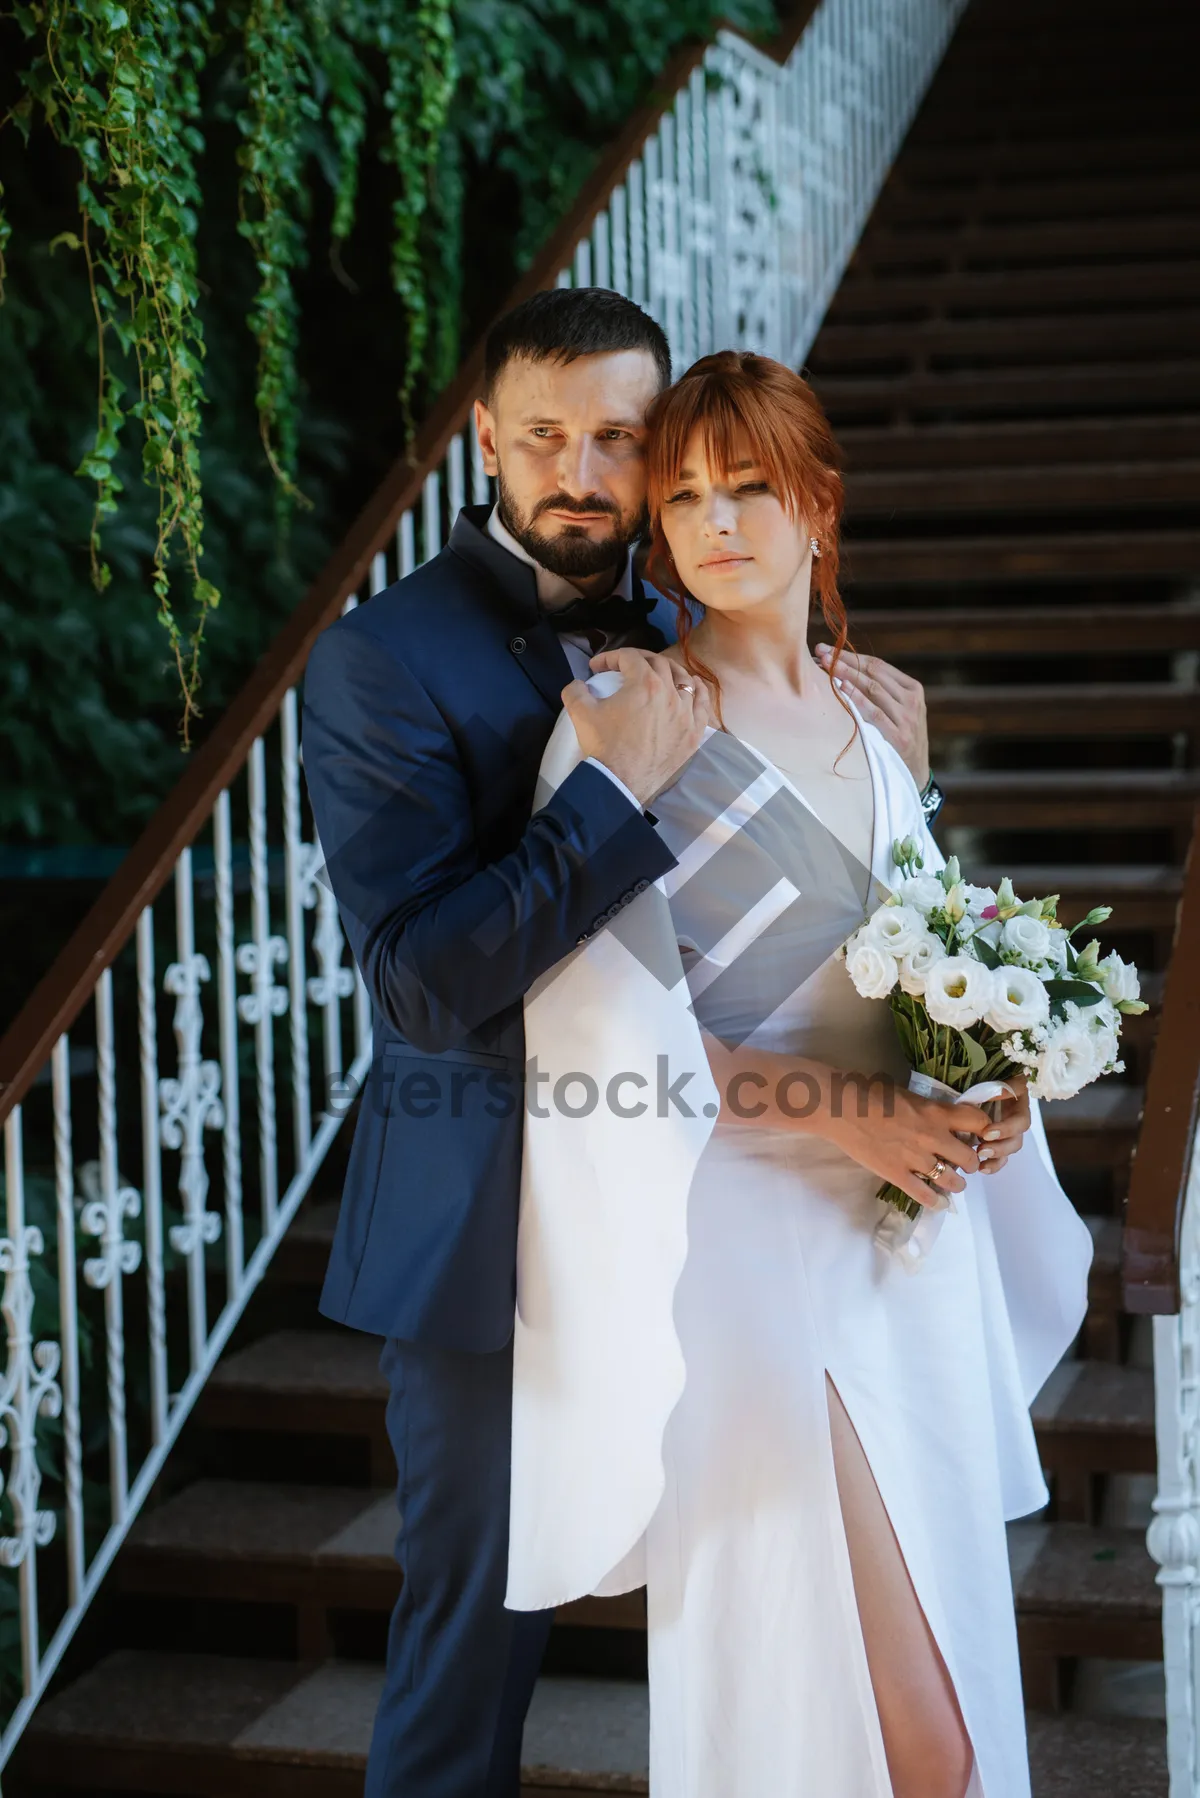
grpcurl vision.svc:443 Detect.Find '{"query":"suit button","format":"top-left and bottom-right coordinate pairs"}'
top-left (633, 877), bottom-right (650, 894)
top-left (509, 634), bottom-right (527, 655)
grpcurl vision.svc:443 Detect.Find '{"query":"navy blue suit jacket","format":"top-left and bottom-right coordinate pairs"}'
top-left (302, 505), bottom-right (681, 1350)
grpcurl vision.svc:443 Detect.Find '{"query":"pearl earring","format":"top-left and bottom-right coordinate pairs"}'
top-left (810, 537), bottom-right (821, 560)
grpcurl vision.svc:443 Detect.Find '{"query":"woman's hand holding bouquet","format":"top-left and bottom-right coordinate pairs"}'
top-left (842, 838), bottom-right (1147, 1227)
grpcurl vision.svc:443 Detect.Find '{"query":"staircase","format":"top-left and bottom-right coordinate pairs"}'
top-left (8, 0), bottom-right (1200, 1792)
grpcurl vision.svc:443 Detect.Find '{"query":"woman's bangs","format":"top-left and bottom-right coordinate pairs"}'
top-left (650, 375), bottom-right (797, 513)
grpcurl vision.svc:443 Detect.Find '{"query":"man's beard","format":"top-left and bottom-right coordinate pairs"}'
top-left (496, 468), bottom-right (648, 580)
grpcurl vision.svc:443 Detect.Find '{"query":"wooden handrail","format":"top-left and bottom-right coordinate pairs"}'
top-left (1123, 805), bottom-right (1200, 1315)
top-left (0, 4), bottom-right (822, 1126)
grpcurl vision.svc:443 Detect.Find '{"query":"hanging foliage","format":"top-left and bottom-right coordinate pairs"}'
top-left (235, 0), bottom-right (318, 519)
top-left (5, 0), bottom-right (218, 742)
top-left (1, 0), bottom-right (773, 758)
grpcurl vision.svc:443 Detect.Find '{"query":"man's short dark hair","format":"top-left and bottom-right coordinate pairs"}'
top-left (484, 288), bottom-right (671, 398)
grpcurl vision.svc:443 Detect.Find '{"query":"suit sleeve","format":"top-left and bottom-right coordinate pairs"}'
top-left (301, 618), bottom-right (679, 1052)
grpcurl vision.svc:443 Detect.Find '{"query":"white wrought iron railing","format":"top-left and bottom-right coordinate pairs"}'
top-left (0, 0), bottom-right (968, 1768)
top-left (1125, 809), bottom-right (1200, 1798)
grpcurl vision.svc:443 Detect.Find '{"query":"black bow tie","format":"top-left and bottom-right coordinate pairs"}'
top-left (542, 584), bottom-right (660, 650)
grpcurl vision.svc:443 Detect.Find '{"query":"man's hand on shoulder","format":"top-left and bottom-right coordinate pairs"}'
top-left (562, 647), bottom-right (713, 806)
top-left (814, 643), bottom-right (930, 789)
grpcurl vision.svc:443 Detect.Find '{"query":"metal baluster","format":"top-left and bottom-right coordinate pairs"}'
top-left (371, 550), bottom-right (388, 597)
top-left (1, 1105), bottom-right (59, 1695)
top-left (135, 912), bottom-right (170, 1438)
top-left (422, 471), bottom-right (442, 563)
top-left (469, 412), bottom-right (490, 504)
top-left (574, 237), bottom-right (592, 288)
top-left (690, 64), bottom-right (714, 357)
top-left (92, 969), bottom-right (137, 1522)
top-left (629, 158), bottom-right (647, 307)
top-left (611, 183), bottom-right (629, 297)
top-left (399, 509), bottom-right (417, 578)
top-left (281, 690), bottom-right (311, 1174)
top-left (213, 790), bottom-right (244, 1290)
top-left (644, 133), bottom-right (663, 331)
top-left (164, 848), bottom-right (223, 1372)
top-left (448, 432), bottom-right (466, 520)
top-left (675, 88), bottom-right (697, 367)
top-left (51, 1038), bottom-right (85, 1603)
top-left (707, 45), bottom-right (730, 350)
top-left (592, 211), bottom-right (611, 290)
top-left (555, 267), bottom-right (571, 289)
top-left (239, 739), bottom-right (288, 1234)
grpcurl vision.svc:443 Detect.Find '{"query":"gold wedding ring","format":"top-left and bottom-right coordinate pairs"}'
top-left (928, 1156), bottom-right (950, 1184)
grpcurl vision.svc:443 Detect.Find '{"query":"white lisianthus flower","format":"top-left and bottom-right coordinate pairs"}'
top-left (869, 903), bottom-right (927, 958)
top-left (1001, 912), bottom-right (1051, 964)
top-left (923, 955), bottom-right (992, 1028)
top-left (846, 933), bottom-right (899, 1000)
top-left (1097, 951), bottom-right (1141, 1007)
top-left (898, 932), bottom-right (946, 996)
top-left (985, 965), bottom-right (1050, 1033)
top-left (942, 881), bottom-right (970, 924)
top-left (1032, 1020), bottom-right (1099, 1101)
top-left (894, 873), bottom-right (946, 915)
top-left (1044, 927), bottom-right (1070, 970)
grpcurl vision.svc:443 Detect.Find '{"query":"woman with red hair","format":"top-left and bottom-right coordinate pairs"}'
top-left (507, 353), bottom-right (1093, 1798)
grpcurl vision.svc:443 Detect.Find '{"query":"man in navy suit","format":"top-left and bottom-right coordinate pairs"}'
top-left (302, 289), bottom-right (714, 1797)
top-left (302, 287), bottom-right (937, 1795)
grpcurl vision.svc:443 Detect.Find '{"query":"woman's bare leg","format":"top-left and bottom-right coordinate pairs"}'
top-left (825, 1373), bottom-right (975, 1798)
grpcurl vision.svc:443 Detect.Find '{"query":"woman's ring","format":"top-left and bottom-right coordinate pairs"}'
top-left (928, 1156), bottom-right (949, 1183)
top-left (681, 682), bottom-right (695, 694)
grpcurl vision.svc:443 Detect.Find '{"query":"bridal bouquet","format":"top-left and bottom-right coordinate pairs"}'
top-left (842, 837), bottom-right (1146, 1226)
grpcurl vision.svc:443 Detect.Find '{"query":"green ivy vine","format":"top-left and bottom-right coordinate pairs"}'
top-left (2, 0), bottom-right (457, 736)
top-left (5, 0), bottom-right (217, 741)
top-left (1, 0), bottom-right (773, 746)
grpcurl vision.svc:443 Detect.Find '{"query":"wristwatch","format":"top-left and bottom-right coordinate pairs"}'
top-left (919, 773), bottom-right (945, 827)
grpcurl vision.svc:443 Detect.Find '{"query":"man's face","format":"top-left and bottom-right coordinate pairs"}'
top-left (473, 349), bottom-right (662, 580)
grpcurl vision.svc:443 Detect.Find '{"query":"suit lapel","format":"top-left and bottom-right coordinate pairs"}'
top-left (514, 619), bottom-right (574, 712)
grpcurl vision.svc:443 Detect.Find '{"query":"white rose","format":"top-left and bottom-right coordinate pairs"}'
top-left (984, 965), bottom-right (1050, 1033)
top-left (923, 955), bottom-right (993, 1028)
top-left (894, 873), bottom-right (945, 915)
top-left (1032, 1020), bottom-right (1099, 1101)
top-left (1001, 913), bottom-right (1051, 964)
top-left (961, 882), bottom-right (998, 916)
top-left (898, 932), bottom-right (946, 996)
top-left (869, 903), bottom-right (927, 958)
top-left (846, 935), bottom-right (898, 1001)
top-left (1098, 951), bottom-right (1140, 1007)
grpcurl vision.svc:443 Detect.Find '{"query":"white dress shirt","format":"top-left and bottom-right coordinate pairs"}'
top-left (486, 506), bottom-right (646, 813)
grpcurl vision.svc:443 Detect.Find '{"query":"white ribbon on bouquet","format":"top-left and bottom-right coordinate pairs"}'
top-left (873, 1071), bottom-right (1016, 1272)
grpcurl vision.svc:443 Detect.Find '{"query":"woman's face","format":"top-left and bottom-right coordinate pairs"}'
top-left (658, 427), bottom-right (812, 618)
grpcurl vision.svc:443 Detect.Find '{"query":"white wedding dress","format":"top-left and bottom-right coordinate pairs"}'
top-left (507, 680), bottom-right (1094, 1797)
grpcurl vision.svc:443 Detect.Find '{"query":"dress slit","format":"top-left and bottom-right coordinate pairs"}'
top-left (823, 1367), bottom-right (982, 1798)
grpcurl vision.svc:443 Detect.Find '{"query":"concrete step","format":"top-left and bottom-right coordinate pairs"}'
top-left (926, 683), bottom-right (1199, 741)
top-left (845, 602), bottom-right (1200, 660)
top-left (818, 359), bottom-right (1200, 425)
top-left (817, 314), bottom-right (1200, 376)
top-left (119, 1477), bottom-right (639, 1638)
top-left (937, 770), bottom-right (1200, 835)
top-left (12, 1655), bottom-right (1166, 1796)
top-left (837, 416), bottom-right (1200, 475)
top-left (843, 534), bottom-right (1200, 588)
top-left (844, 460), bottom-right (1200, 523)
top-left (1032, 1359), bottom-right (1155, 1480)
